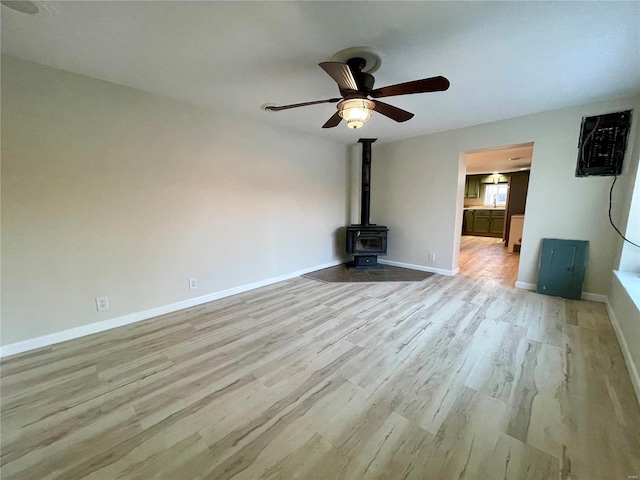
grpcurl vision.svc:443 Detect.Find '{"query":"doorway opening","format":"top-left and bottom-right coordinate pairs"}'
top-left (459, 142), bottom-right (534, 286)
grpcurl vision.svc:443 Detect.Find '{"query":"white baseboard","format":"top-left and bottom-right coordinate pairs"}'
top-left (606, 300), bottom-right (640, 406)
top-left (0, 258), bottom-right (348, 358)
top-left (515, 281), bottom-right (536, 291)
top-left (581, 292), bottom-right (608, 303)
top-left (378, 259), bottom-right (458, 276)
top-left (514, 281), bottom-right (607, 303)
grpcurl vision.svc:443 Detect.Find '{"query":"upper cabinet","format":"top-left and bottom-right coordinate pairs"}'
top-left (464, 176), bottom-right (480, 198)
top-left (464, 174), bottom-right (508, 198)
top-left (479, 174), bottom-right (509, 184)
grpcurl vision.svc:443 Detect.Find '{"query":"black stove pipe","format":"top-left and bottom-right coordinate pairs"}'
top-left (358, 138), bottom-right (377, 226)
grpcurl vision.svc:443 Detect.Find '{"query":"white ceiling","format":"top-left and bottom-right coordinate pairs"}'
top-left (2, 1), bottom-right (639, 145)
top-left (465, 143), bottom-right (534, 175)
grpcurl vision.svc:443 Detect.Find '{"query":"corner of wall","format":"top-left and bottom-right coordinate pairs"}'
top-left (605, 272), bottom-right (640, 406)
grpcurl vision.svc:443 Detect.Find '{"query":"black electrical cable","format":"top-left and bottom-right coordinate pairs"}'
top-left (609, 175), bottom-right (640, 249)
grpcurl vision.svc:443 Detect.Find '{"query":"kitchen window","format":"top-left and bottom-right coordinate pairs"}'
top-left (485, 184), bottom-right (508, 206)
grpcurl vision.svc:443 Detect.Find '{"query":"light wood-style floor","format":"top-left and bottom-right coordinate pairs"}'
top-left (2, 236), bottom-right (639, 479)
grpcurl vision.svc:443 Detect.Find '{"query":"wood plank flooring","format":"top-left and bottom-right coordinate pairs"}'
top-left (2, 236), bottom-right (639, 479)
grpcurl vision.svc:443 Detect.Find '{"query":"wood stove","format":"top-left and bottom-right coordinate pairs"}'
top-left (346, 225), bottom-right (388, 268)
top-left (346, 138), bottom-right (388, 269)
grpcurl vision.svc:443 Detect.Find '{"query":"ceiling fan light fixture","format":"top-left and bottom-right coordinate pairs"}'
top-left (338, 99), bottom-right (375, 129)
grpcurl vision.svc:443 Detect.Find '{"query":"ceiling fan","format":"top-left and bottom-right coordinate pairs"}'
top-left (263, 56), bottom-right (450, 129)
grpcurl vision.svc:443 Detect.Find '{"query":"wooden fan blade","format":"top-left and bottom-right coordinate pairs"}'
top-left (264, 98), bottom-right (341, 111)
top-left (373, 101), bottom-right (414, 122)
top-left (322, 111), bottom-right (342, 128)
top-left (370, 76), bottom-right (450, 98)
top-left (319, 62), bottom-right (359, 92)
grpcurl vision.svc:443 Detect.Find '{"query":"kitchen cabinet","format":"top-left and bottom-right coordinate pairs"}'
top-left (464, 176), bottom-right (480, 198)
top-left (465, 174), bottom-right (508, 199)
top-left (479, 174), bottom-right (509, 184)
top-left (463, 210), bottom-right (475, 234)
top-left (473, 210), bottom-right (491, 233)
top-left (462, 209), bottom-right (505, 238)
top-left (489, 210), bottom-right (505, 235)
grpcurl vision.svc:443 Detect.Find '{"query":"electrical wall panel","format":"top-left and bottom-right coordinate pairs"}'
top-left (537, 238), bottom-right (589, 300)
top-left (575, 110), bottom-right (632, 177)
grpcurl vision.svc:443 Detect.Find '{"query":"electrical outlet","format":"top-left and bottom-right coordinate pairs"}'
top-left (96, 296), bottom-right (109, 311)
top-left (428, 252), bottom-right (436, 262)
top-left (189, 278), bottom-right (198, 290)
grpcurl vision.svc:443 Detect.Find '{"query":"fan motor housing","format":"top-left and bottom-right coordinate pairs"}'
top-left (346, 57), bottom-right (375, 92)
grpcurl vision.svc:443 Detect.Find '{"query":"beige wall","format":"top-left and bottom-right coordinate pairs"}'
top-left (1, 56), bottom-right (349, 345)
top-left (609, 273), bottom-right (640, 402)
top-left (3, 54), bottom-right (638, 349)
top-left (373, 95), bottom-right (639, 294)
top-left (608, 96), bottom-right (640, 401)
top-left (615, 97), bottom-right (640, 274)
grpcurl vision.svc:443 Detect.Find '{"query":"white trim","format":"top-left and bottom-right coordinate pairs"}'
top-left (0, 259), bottom-right (348, 358)
top-left (378, 259), bottom-right (458, 276)
top-left (514, 281), bottom-right (607, 303)
top-left (515, 281), bottom-right (536, 291)
top-left (581, 292), bottom-right (608, 303)
top-left (614, 271), bottom-right (640, 311)
top-left (606, 299), bottom-right (640, 406)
